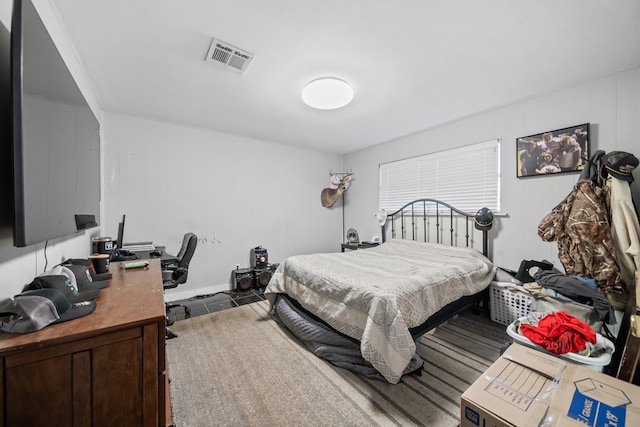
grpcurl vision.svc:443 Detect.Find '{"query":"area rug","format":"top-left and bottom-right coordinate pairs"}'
top-left (166, 300), bottom-right (509, 426)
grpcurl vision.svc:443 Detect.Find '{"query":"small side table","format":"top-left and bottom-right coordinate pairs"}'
top-left (341, 242), bottom-right (380, 252)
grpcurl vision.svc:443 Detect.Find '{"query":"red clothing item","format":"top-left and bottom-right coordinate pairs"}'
top-left (519, 311), bottom-right (596, 354)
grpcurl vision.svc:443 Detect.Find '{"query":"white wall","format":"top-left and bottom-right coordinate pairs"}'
top-left (344, 66), bottom-right (640, 274)
top-left (0, 0), bottom-right (105, 300)
top-left (102, 113), bottom-right (344, 300)
top-left (1, 0), bottom-right (342, 303)
top-left (2, 1), bottom-right (638, 303)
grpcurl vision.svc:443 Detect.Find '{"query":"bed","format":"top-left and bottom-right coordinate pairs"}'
top-left (265, 199), bottom-right (496, 384)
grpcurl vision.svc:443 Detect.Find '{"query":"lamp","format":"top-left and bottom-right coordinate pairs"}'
top-left (302, 77), bottom-right (353, 110)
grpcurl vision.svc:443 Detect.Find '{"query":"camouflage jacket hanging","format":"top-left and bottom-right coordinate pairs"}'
top-left (537, 178), bottom-right (623, 294)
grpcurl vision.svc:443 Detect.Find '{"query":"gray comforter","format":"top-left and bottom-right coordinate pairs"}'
top-left (265, 239), bottom-right (495, 383)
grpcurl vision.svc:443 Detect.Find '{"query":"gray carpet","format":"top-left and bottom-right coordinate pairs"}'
top-left (166, 300), bottom-right (510, 426)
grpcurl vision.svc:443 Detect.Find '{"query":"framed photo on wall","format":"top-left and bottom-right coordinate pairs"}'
top-left (516, 123), bottom-right (590, 178)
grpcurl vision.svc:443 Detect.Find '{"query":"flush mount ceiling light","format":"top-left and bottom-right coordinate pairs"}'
top-left (302, 77), bottom-right (354, 110)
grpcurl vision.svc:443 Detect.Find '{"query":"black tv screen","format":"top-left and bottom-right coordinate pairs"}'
top-left (1, 19), bottom-right (12, 234)
top-left (11, 0), bottom-right (100, 247)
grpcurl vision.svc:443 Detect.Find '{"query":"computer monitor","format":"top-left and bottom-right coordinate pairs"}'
top-left (116, 214), bottom-right (126, 249)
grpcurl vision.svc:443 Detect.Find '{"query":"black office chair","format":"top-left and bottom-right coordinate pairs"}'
top-left (163, 232), bottom-right (197, 339)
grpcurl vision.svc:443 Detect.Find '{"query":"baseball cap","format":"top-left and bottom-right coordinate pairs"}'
top-left (23, 275), bottom-right (100, 303)
top-left (0, 288), bottom-right (96, 334)
top-left (63, 264), bottom-right (111, 291)
top-left (474, 207), bottom-right (494, 231)
top-left (63, 258), bottom-right (113, 281)
top-left (42, 265), bottom-right (110, 292)
top-left (604, 151), bottom-right (638, 182)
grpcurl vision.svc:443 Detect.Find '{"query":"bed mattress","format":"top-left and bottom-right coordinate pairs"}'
top-left (265, 239), bottom-right (495, 383)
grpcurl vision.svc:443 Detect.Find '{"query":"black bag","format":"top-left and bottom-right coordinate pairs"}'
top-left (515, 259), bottom-right (554, 283)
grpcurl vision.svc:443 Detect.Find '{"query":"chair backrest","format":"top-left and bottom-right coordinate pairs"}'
top-left (176, 232), bottom-right (197, 267)
top-left (163, 232), bottom-right (198, 288)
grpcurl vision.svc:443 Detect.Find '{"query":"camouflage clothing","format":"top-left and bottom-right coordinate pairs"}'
top-left (538, 179), bottom-right (623, 294)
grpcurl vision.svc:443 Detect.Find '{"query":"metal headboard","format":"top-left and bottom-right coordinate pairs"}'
top-left (380, 198), bottom-right (491, 258)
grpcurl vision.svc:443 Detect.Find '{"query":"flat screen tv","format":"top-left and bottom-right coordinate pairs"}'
top-left (1, 19), bottom-right (12, 234)
top-left (11, 0), bottom-right (101, 247)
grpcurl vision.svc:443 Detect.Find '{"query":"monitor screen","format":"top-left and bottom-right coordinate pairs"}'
top-left (116, 214), bottom-right (125, 249)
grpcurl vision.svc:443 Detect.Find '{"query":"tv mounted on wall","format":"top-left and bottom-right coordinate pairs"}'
top-left (1, 18), bottom-right (12, 234)
top-left (10, 0), bottom-right (101, 247)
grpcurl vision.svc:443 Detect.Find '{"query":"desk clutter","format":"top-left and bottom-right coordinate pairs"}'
top-left (91, 236), bottom-right (143, 262)
top-left (125, 261), bottom-right (150, 269)
top-left (0, 259), bottom-right (112, 334)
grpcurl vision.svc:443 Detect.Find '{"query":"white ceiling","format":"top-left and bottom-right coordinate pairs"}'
top-left (50, 0), bottom-right (640, 155)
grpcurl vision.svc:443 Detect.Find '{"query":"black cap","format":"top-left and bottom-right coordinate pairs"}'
top-left (0, 288), bottom-right (96, 334)
top-left (474, 207), bottom-right (494, 231)
top-left (24, 275), bottom-right (100, 303)
top-left (63, 264), bottom-right (111, 291)
top-left (604, 151), bottom-right (638, 182)
top-left (63, 258), bottom-right (113, 281)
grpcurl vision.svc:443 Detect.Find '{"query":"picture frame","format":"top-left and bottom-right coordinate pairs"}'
top-left (516, 123), bottom-right (590, 178)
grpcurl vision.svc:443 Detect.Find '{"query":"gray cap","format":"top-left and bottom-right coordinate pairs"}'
top-left (604, 151), bottom-right (638, 182)
top-left (0, 288), bottom-right (96, 334)
top-left (49, 264), bottom-right (110, 291)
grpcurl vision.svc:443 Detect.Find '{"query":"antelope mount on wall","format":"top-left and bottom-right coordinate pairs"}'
top-left (321, 171), bottom-right (353, 208)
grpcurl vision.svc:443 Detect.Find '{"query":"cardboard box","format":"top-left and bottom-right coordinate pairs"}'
top-left (461, 343), bottom-right (640, 427)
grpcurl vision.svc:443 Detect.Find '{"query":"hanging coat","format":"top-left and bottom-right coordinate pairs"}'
top-left (606, 176), bottom-right (640, 288)
top-left (538, 178), bottom-right (623, 294)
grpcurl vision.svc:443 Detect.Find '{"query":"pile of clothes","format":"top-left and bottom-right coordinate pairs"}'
top-left (538, 150), bottom-right (639, 310)
top-left (527, 270), bottom-right (616, 328)
top-left (498, 268), bottom-right (615, 357)
top-left (513, 311), bottom-right (612, 358)
top-left (517, 311), bottom-right (595, 355)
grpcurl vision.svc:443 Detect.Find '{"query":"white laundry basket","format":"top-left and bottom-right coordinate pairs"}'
top-left (489, 281), bottom-right (533, 326)
top-left (506, 319), bottom-right (615, 372)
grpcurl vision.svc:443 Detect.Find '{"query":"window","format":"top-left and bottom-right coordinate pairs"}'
top-left (378, 139), bottom-right (501, 213)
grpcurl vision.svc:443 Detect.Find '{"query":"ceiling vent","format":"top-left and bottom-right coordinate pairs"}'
top-left (205, 38), bottom-right (253, 73)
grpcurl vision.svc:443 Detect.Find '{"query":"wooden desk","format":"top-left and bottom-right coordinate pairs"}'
top-left (0, 259), bottom-right (168, 426)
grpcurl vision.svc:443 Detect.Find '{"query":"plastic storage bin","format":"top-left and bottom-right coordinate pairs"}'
top-left (489, 281), bottom-right (533, 326)
top-left (506, 320), bottom-right (615, 372)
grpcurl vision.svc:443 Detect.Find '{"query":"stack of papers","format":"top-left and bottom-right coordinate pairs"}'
top-left (122, 242), bottom-right (155, 252)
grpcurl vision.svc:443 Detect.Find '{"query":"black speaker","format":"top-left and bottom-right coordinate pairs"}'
top-left (253, 266), bottom-right (272, 288)
top-left (234, 268), bottom-right (254, 291)
top-left (251, 246), bottom-right (269, 268)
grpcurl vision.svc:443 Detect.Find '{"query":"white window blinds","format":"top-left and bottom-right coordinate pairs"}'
top-left (378, 139), bottom-right (501, 213)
